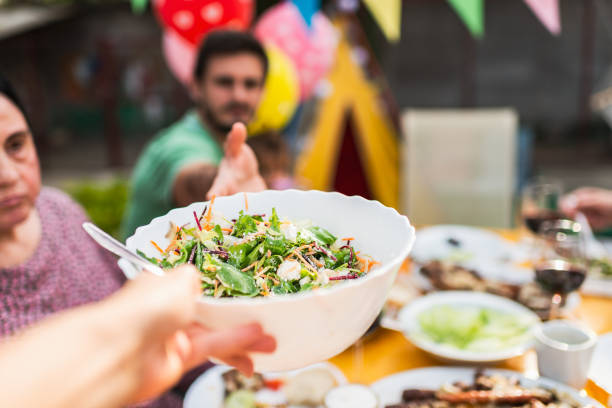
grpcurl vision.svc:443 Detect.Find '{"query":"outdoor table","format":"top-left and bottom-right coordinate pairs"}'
top-left (329, 229), bottom-right (612, 406)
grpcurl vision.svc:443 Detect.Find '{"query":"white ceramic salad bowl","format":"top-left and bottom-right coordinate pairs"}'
top-left (121, 190), bottom-right (415, 372)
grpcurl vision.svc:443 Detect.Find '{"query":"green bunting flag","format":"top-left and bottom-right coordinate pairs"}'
top-left (447, 0), bottom-right (484, 38)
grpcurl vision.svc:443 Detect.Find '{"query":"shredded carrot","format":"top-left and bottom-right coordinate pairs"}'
top-left (242, 261), bottom-right (258, 272)
top-left (262, 280), bottom-right (269, 296)
top-left (355, 254), bottom-right (380, 272)
top-left (313, 258), bottom-right (324, 267)
top-left (221, 227), bottom-right (233, 233)
top-left (205, 265), bottom-right (218, 272)
top-left (342, 237), bottom-right (355, 241)
top-left (293, 250), bottom-right (318, 274)
top-left (214, 280), bottom-right (219, 297)
top-left (205, 195), bottom-right (216, 223)
top-left (295, 243), bottom-right (315, 251)
top-left (151, 240), bottom-right (164, 254)
top-left (266, 274), bottom-right (279, 285)
top-left (244, 192), bottom-right (249, 211)
top-left (355, 254), bottom-right (368, 272)
top-left (164, 227), bottom-right (181, 252)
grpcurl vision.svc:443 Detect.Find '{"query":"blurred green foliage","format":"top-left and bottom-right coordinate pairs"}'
top-left (65, 179), bottom-right (129, 238)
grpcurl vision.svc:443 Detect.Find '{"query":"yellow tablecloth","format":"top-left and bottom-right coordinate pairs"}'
top-left (329, 229), bottom-right (612, 406)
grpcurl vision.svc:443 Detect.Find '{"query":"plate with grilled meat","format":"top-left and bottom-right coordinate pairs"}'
top-left (372, 367), bottom-right (604, 408)
top-left (414, 260), bottom-right (580, 321)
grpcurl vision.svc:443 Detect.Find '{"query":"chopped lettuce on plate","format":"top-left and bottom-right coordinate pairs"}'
top-left (415, 305), bottom-right (535, 352)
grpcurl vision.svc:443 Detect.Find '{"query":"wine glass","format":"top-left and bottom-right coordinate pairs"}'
top-left (520, 181), bottom-right (564, 237)
top-left (534, 219), bottom-right (587, 320)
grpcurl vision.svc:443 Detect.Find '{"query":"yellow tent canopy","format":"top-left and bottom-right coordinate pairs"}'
top-left (295, 20), bottom-right (399, 209)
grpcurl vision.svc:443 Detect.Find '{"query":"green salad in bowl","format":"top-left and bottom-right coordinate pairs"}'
top-left (138, 199), bottom-right (378, 298)
top-left (123, 190), bottom-right (415, 372)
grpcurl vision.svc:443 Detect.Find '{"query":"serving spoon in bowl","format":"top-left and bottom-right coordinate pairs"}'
top-left (82, 222), bottom-right (165, 277)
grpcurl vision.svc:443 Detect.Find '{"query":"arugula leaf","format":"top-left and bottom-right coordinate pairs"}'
top-left (216, 263), bottom-right (258, 296)
top-left (263, 254), bottom-right (284, 270)
top-left (159, 259), bottom-right (173, 269)
top-left (245, 242), bottom-right (265, 267)
top-left (195, 242), bottom-right (204, 270)
top-left (213, 224), bottom-right (224, 243)
top-left (227, 240), bottom-right (259, 269)
top-left (170, 240), bottom-right (196, 266)
top-left (232, 211), bottom-right (258, 237)
top-left (272, 280), bottom-right (297, 294)
top-left (270, 207), bottom-right (280, 232)
top-left (300, 282), bottom-right (315, 291)
top-left (307, 226), bottom-right (337, 245)
top-left (331, 247), bottom-right (351, 268)
top-left (264, 234), bottom-right (288, 256)
top-left (137, 249), bottom-right (158, 265)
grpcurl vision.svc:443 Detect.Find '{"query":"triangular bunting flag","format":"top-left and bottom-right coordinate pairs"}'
top-left (523, 0), bottom-right (561, 35)
top-left (296, 20), bottom-right (399, 208)
top-left (131, 0), bottom-right (148, 14)
top-left (447, 0), bottom-right (484, 38)
top-left (362, 0), bottom-right (401, 42)
top-left (291, 0), bottom-right (321, 28)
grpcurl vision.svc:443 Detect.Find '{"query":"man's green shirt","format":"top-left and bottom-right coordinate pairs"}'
top-left (121, 110), bottom-right (223, 239)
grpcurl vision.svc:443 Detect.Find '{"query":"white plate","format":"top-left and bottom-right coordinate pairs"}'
top-left (183, 362), bottom-right (348, 408)
top-left (582, 277), bottom-right (612, 297)
top-left (411, 225), bottom-right (529, 266)
top-left (371, 366), bottom-right (604, 408)
top-left (397, 291), bottom-right (540, 364)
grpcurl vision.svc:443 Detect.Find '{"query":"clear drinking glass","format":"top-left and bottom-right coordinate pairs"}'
top-left (534, 219), bottom-right (587, 320)
top-left (520, 181), bottom-right (564, 236)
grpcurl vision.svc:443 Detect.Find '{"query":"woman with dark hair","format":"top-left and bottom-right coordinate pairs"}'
top-left (0, 74), bottom-right (182, 407)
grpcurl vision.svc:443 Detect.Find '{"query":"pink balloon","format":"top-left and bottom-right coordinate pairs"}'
top-left (162, 28), bottom-right (197, 86)
top-left (254, 2), bottom-right (338, 100)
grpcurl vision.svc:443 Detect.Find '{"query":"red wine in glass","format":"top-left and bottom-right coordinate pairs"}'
top-left (535, 260), bottom-right (587, 320)
top-left (523, 211), bottom-right (564, 235)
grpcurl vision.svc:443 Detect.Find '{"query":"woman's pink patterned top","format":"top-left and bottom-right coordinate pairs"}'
top-left (0, 187), bottom-right (182, 408)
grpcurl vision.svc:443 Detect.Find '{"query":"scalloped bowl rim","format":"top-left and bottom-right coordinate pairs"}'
top-left (124, 189), bottom-right (415, 306)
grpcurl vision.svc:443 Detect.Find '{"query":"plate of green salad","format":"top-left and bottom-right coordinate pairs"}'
top-left (397, 291), bottom-right (539, 363)
top-left (122, 190), bottom-right (415, 371)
